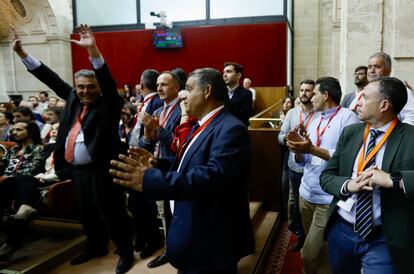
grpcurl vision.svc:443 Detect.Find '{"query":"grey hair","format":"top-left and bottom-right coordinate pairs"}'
top-left (74, 69), bottom-right (96, 79)
top-left (369, 52), bottom-right (392, 70)
top-left (189, 68), bottom-right (228, 103)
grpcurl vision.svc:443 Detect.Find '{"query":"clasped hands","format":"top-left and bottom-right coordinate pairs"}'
top-left (139, 112), bottom-right (160, 140)
top-left (286, 125), bottom-right (313, 154)
top-left (346, 166), bottom-right (393, 193)
top-left (109, 147), bottom-right (157, 192)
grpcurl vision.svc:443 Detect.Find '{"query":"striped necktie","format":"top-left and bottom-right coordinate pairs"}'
top-left (355, 128), bottom-right (382, 239)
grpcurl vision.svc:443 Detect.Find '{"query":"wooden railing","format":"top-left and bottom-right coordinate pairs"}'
top-left (248, 94), bottom-right (286, 212)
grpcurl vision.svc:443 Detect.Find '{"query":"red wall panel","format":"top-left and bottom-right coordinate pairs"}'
top-left (71, 22), bottom-right (286, 88)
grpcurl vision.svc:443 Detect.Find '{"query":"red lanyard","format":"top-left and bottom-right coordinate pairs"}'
top-left (352, 93), bottom-right (363, 112)
top-left (299, 110), bottom-right (315, 130)
top-left (159, 100), bottom-right (180, 128)
top-left (316, 106), bottom-right (342, 147)
top-left (357, 118), bottom-right (397, 174)
top-left (138, 94), bottom-right (156, 112)
top-left (177, 109), bottom-right (223, 160)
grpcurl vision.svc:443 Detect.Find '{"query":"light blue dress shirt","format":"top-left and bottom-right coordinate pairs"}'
top-left (299, 106), bottom-right (360, 204)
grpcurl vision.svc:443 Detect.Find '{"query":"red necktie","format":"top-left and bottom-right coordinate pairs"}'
top-left (64, 105), bottom-right (88, 162)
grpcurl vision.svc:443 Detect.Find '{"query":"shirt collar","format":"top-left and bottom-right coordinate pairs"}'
top-left (144, 92), bottom-right (157, 100)
top-left (164, 96), bottom-right (180, 108)
top-left (227, 85), bottom-right (239, 93)
top-left (321, 105), bottom-right (341, 118)
top-left (199, 105), bottom-right (225, 126)
top-left (369, 120), bottom-right (393, 133)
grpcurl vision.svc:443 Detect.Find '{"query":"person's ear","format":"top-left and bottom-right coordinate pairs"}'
top-left (204, 84), bottom-right (213, 99)
top-left (379, 99), bottom-right (391, 113)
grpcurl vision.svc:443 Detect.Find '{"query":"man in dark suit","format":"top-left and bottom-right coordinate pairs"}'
top-left (138, 71), bottom-right (182, 267)
top-left (10, 25), bottom-right (134, 274)
top-left (223, 62), bottom-right (253, 126)
top-left (320, 77), bottom-right (414, 274)
top-left (341, 66), bottom-right (368, 110)
top-left (129, 69), bottom-right (163, 147)
top-left (127, 69), bottom-right (164, 256)
top-left (110, 68), bottom-right (255, 274)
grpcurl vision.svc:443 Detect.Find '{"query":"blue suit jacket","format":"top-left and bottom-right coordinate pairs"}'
top-left (138, 102), bottom-right (181, 159)
top-left (139, 94), bottom-right (164, 138)
top-left (143, 109), bottom-right (255, 270)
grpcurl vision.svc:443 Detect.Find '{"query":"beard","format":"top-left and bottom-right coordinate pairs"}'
top-left (300, 96), bottom-right (311, 104)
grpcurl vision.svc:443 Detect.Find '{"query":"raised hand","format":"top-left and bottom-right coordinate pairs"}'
top-left (9, 25), bottom-right (27, 58)
top-left (109, 154), bottom-right (148, 192)
top-left (70, 24), bottom-right (96, 48)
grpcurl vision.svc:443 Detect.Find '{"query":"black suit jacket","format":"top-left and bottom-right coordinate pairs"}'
top-left (227, 86), bottom-right (253, 126)
top-left (29, 63), bottom-right (125, 172)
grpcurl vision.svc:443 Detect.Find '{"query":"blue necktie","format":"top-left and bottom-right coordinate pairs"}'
top-left (184, 123), bottom-right (200, 143)
top-left (355, 129), bottom-right (382, 239)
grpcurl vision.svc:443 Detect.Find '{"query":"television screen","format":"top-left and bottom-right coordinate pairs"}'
top-left (153, 28), bottom-right (184, 49)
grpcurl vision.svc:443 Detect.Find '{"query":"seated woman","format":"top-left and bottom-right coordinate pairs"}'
top-left (0, 121), bottom-right (44, 263)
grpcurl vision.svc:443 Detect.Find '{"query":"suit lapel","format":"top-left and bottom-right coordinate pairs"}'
top-left (165, 105), bottom-right (181, 131)
top-left (229, 86), bottom-right (241, 106)
top-left (178, 111), bottom-right (225, 170)
top-left (343, 125), bottom-right (365, 175)
top-left (382, 122), bottom-right (404, 172)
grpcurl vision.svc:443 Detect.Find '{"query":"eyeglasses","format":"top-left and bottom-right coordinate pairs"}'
top-left (5, 158), bottom-right (20, 174)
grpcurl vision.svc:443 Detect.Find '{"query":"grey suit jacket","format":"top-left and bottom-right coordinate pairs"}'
top-left (341, 91), bottom-right (356, 108)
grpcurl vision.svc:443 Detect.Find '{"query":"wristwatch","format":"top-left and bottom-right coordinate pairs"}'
top-left (389, 172), bottom-right (402, 190)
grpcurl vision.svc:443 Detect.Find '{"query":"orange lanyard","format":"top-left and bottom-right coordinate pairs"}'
top-left (177, 109), bottom-right (223, 160)
top-left (316, 106), bottom-right (342, 147)
top-left (159, 100), bottom-right (180, 128)
top-left (357, 118), bottom-right (397, 174)
top-left (299, 110), bottom-right (315, 131)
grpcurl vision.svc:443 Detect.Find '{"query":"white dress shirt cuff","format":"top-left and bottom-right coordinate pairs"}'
top-left (22, 54), bottom-right (42, 71)
top-left (89, 55), bottom-right (105, 70)
top-left (340, 179), bottom-right (351, 196)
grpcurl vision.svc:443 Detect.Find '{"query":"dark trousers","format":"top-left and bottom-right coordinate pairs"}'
top-left (288, 169), bottom-right (304, 238)
top-left (280, 148), bottom-right (290, 219)
top-left (0, 176), bottom-right (42, 248)
top-left (327, 216), bottom-right (396, 274)
top-left (72, 164), bottom-right (133, 257)
top-left (177, 264), bottom-right (237, 274)
top-left (0, 176), bottom-right (40, 211)
top-left (128, 190), bottom-right (163, 247)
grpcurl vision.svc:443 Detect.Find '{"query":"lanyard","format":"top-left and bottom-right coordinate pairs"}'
top-left (177, 109), bottom-right (223, 161)
top-left (159, 100), bottom-right (180, 128)
top-left (356, 118), bottom-right (397, 174)
top-left (138, 94), bottom-right (156, 112)
top-left (352, 93), bottom-right (363, 112)
top-left (299, 110), bottom-right (315, 130)
top-left (316, 106), bottom-right (342, 147)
